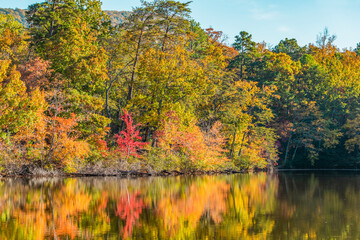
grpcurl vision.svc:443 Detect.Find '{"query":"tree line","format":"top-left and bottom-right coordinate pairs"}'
top-left (1, 0), bottom-right (360, 174)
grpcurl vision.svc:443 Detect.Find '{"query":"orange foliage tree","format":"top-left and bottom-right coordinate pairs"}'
top-left (154, 111), bottom-right (227, 171)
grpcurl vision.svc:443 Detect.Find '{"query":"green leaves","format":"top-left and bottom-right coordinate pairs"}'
top-left (27, 0), bottom-right (110, 94)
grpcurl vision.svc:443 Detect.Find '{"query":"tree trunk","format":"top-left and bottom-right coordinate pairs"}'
top-left (144, 125), bottom-right (150, 142)
top-left (49, 1), bottom-right (55, 38)
top-left (105, 83), bottom-right (111, 118)
top-left (127, 29), bottom-right (144, 101)
top-left (105, 61), bottom-right (131, 119)
top-left (282, 132), bottom-right (292, 168)
top-left (238, 131), bottom-right (247, 157)
top-left (290, 143), bottom-right (299, 168)
top-left (229, 127), bottom-right (237, 159)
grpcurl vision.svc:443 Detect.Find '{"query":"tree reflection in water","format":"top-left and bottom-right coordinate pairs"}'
top-left (0, 172), bottom-right (360, 239)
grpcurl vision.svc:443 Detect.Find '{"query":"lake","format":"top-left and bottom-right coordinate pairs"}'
top-left (0, 172), bottom-right (359, 239)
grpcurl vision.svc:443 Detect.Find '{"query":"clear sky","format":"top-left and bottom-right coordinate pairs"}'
top-left (2, 0), bottom-right (360, 49)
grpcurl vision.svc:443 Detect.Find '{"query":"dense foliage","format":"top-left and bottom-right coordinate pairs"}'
top-left (1, 0), bottom-right (360, 173)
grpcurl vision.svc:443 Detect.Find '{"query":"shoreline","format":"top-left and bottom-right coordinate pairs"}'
top-left (2, 167), bottom-right (360, 178)
top-left (0, 168), bottom-right (247, 178)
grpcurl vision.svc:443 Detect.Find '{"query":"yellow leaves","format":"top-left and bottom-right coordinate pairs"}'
top-left (310, 43), bottom-right (338, 63)
top-left (133, 42), bottom-right (211, 128)
top-left (0, 60), bottom-right (43, 138)
top-left (0, 14), bottom-right (28, 61)
top-left (221, 76), bottom-right (277, 168)
top-left (1, 63), bottom-right (26, 96)
top-left (308, 47), bottom-right (360, 103)
top-left (139, 45), bottom-right (200, 87)
top-left (225, 80), bottom-right (274, 119)
top-left (12, 89), bottom-right (47, 143)
top-left (266, 52), bottom-right (300, 76)
top-left (0, 60), bottom-right (10, 83)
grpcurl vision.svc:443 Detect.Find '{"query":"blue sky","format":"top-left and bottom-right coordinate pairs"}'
top-left (2, 0), bottom-right (360, 49)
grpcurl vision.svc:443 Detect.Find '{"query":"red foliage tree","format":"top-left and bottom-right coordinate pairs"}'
top-left (17, 57), bottom-right (54, 91)
top-left (115, 110), bottom-right (148, 159)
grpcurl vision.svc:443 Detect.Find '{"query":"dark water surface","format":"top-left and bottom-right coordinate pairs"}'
top-left (0, 172), bottom-right (359, 239)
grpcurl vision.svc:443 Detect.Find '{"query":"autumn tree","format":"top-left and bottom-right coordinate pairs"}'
top-left (0, 14), bottom-right (28, 62)
top-left (0, 60), bottom-right (47, 169)
top-left (115, 110), bottom-right (147, 161)
top-left (26, 0), bottom-right (110, 93)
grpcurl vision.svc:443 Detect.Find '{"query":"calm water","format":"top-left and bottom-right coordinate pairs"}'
top-left (0, 172), bottom-right (360, 239)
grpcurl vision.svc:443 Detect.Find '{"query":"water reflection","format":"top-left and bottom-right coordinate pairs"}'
top-left (274, 172), bottom-right (360, 240)
top-left (0, 172), bottom-right (360, 239)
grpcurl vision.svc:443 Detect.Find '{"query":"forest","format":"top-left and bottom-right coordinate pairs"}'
top-left (1, 0), bottom-right (360, 175)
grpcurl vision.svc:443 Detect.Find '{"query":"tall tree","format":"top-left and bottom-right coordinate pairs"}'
top-left (230, 31), bottom-right (257, 80)
top-left (26, 0), bottom-right (110, 93)
top-left (273, 38), bottom-right (306, 61)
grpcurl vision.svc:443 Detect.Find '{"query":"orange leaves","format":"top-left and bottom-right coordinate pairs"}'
top-left (310, 43), bottom-right (338, 63)
top-left (154, 111), bottom-right (227, 169)
top-left (203, 121), bottom-right (228, 164)
top-left (16, 89), bottom-right (91, 171)
top-left (52, 113), bottom-right (78, 134)
top-left (0, 58), bottom-right (102, 172)
top-left (155, 111), bottom-right (192, 153)
top-left (45, 113), bottom-right (90, 171)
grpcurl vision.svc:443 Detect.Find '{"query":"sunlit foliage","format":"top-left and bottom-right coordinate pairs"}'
top-left (1, 0), bottom-right (360, 172)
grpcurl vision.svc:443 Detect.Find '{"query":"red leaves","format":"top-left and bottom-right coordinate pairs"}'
top-left (115, 110), bottom-right (148, 159)
top-left (18, 57), bottom-right (53, 91)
